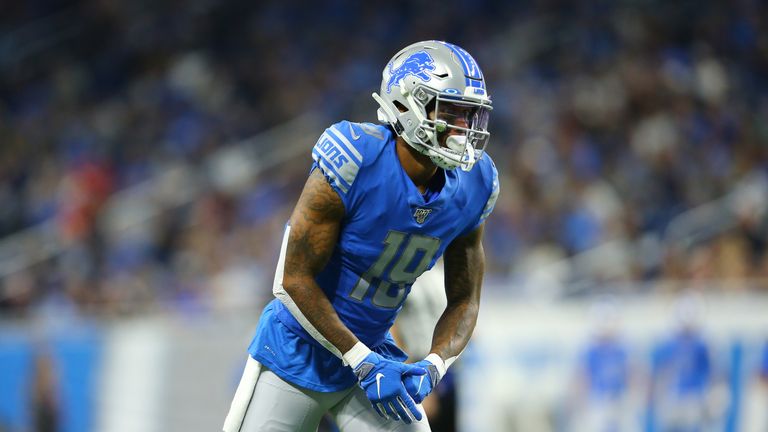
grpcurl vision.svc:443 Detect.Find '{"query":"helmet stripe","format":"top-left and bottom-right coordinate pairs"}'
top-left (439, 42), bottom-right (485, 89)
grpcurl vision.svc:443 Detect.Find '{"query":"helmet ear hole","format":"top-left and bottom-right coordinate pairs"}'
top-left (393, 101), bottom-right (409, 113)
top-left (424, 99), bottom-right (436, 118)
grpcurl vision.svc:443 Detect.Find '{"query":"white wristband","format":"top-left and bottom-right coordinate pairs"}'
top-left (342, 341), bottom-right (372, 368)
top-left (424, 353), bottom-right (447, 380)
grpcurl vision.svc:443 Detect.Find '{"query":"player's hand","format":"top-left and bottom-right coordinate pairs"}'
top-left (404, 356), bottom-right (444, 404)
top-left (353, 351), bottom-right (426, 423)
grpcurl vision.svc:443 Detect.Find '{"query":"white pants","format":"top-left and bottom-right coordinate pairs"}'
top-left (223, 356), bottom-right (431, 432)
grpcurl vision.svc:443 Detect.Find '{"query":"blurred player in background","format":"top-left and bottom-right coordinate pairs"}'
top-left (648, 295), bottom-right (722, 432)
top-left (392, 260), bottom-right (459, 432)
top-left (222, 40), bottom-right (498, 431)
top-left (742, 340), bottom-right (768, 432)
top-left (569, 298), bottom-right (638, 432)
top-left (757, 342), bottom-right (768, 431)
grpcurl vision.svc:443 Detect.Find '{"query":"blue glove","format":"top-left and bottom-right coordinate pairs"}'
top-left (353, 351), bottom-right (426, 423)
top-left (404, 356), bottom-right (444, 404)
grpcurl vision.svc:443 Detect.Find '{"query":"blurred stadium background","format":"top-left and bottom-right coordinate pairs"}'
top-left (1, 1), bottom-right (767, 431)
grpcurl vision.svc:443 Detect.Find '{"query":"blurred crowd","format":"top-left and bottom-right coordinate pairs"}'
top-left (0, 0), bottom-right (767, 315)
top-left (486, 0), bottom-right (768, 295)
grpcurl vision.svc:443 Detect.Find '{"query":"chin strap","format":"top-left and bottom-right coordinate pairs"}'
top-left (445, 135), bottom-right (465, 152)
top-left (444, 135), bottom-right (476, 171)
top-left (461, 141), bottom-right (476, 171)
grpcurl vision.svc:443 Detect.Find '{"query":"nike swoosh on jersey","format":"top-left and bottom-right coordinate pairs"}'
top-left (375, 373), bottom-right (385, 399)
top-left (349, 123), bottom-right (361, 140)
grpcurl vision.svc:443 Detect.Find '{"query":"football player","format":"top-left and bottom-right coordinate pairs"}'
top-left (223, 40), bottom-right (499, 431)
top-left (649, 296), bottom-right (715, 431)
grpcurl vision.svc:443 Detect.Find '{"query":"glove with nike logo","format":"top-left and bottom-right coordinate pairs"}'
top-left (344, 342), bottom-right (426, 424)
top-left (404, 353), bottom-right (446, 404)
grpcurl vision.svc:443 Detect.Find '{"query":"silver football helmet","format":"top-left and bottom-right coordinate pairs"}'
top-left (373, 41), bottom-right (492, 171)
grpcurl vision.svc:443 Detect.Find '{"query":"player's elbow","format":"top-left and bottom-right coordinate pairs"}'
top-left (280, 273), bottom-right (315, 297)
top-left (446, 295), bottom-right (480, 317)
top-left (465, 300), bottom-right (480, 322)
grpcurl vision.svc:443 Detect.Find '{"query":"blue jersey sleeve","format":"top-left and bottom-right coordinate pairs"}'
top-left (462, 155), bottom-right (499, 235)
top-left (311, 121), bottom-right (366, 209)
top-left (478, 158), bottom-right (500, 225)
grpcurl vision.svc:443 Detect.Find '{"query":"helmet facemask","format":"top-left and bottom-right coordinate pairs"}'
top-left (407, 86), bottom-right (491, 171)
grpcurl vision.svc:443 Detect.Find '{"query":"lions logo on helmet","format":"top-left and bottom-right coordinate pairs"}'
top-left (386, 51), bottom-right (436, 93)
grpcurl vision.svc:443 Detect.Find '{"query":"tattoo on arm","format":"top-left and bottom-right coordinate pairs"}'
top-left (281, 169), bottom-right (360, 354)
top-left (430, 224), bottom-right (486, 360)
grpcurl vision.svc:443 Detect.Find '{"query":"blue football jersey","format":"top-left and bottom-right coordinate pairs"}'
top-left (761, 341), bottom-right (768, 377)
top-left (583, 338), bottom-right (629, 400)
top-left (652, 330), bottom-right (711, 396)
top-left (248, 121), bottom-right (499, 392)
